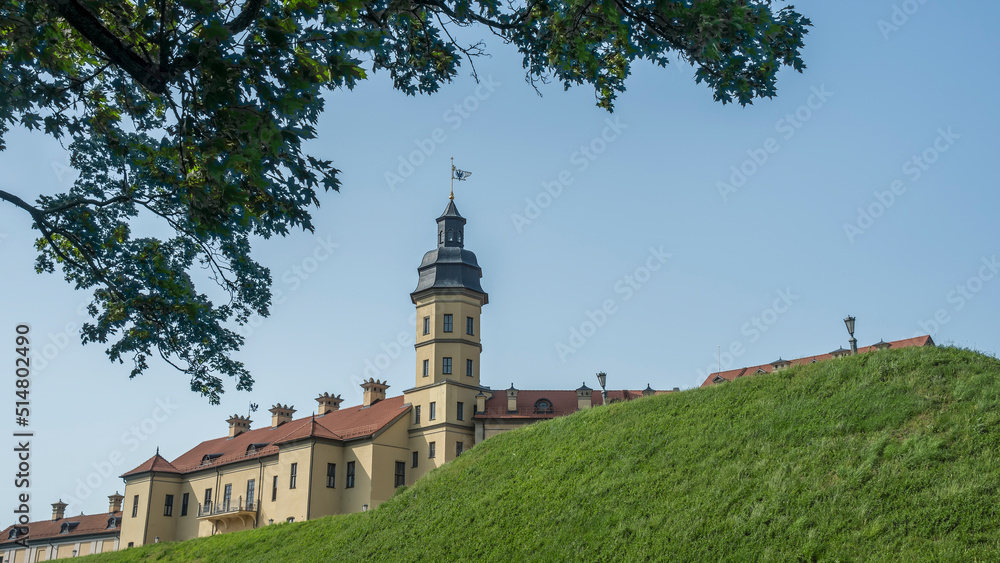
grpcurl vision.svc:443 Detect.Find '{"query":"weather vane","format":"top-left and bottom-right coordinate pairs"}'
top-left (450, 157), bottom-right (472, 200)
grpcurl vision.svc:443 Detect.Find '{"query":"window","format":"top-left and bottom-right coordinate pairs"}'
top-left (429, 441), bottom-right (436, 458)
top-left (534, 399), bottom-right (554, 414)
top-left (271, 476), bottom-right (278, 501)
top-left (107, 517), bottom-right (118, 529)
top-left (456, 441), bottom-right (464, 456)
top-left (395, 461), bottom-right (406, 488)
top-left (127, 542), bottom-right (134, 548)
top-left (429, 401), bottom-right (436, 420)
top-left (446, 229), bottom-right (454, 242)
top-left (246, 480), bottom-right (255, 510)
top-left (223, 484), bottom-right (232, 511)
top-left (412, 451), bottom-right (419, 468)
top-left (457, 401), bottom-right (464, 421)
top-left (414, 405), bottom-right (421, 424)
top-left (180, 493), bottom-right (189, 517)
top-left (422, 359), bottom-right (429, 377)
top-left (204, 489), bottom-right (212, 512)
top-left (163, 495), bottom-right (174, 517)
top-left (326, 463), bottom-right (336, 488)
top-left (466, 316), bottom-right (474, 335)
top-left (346, 461), bottom-right (356, 488)
top-left (423, 316), bottom-right (430, 335)
top-left (131, 495), bottom-right (138, 518)
top-left (287, 517), bottom-right (295, 523)
top-left (466, 359), bottom-right (473, 377)
top-left (443, 314), bottom-right (453, 332)
top-left (442, 357), bottom-right (452, 375)
top-left (289, 463), bottom-right (298, 489)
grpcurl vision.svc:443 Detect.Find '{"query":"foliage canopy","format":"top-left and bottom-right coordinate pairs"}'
top-left (0, 0), bottom-right (809, 401)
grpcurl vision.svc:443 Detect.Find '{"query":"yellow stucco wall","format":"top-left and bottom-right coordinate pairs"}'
top-left (413, 291), bottom-right (484, 387)
top-left (305, 442), bottom-right (345, 518)
top-left (120, 475), bottom-right (152, 547)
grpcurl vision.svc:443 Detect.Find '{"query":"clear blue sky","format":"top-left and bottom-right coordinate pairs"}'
top-left (2, 1), bottom-right (998, 517)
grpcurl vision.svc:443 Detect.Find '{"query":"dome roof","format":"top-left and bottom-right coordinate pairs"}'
top-left (410, 200), bottom-right (488, 302)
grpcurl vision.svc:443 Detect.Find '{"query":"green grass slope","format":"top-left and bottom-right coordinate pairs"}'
top-left (86, 346), bottom-right (1000, 562)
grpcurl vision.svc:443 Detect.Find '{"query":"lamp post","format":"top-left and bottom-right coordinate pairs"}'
top-left (844, 316), bottom-right (857, 355)
top-left (596, 371), bottom-right (608, 405)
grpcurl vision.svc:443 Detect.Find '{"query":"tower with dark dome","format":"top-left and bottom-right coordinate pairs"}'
top-left (404, 199), bottom-right (488, 480)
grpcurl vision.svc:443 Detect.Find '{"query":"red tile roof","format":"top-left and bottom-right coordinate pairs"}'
top-left (122, 396), bottom-right (409, 477)
top-left (0, 511), bottom-right (122, 547)
top-left (475, 388), bottom-right (672, 420)
top-left (699, 335), bottom-right (935, 388)
top-left (122, 452), bottom-right (181, 476)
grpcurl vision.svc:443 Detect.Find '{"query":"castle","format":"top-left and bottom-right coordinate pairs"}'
top-left (0, 197), bottom-right (935, 558)
top-left (104, 198), bottom-right (666, 547)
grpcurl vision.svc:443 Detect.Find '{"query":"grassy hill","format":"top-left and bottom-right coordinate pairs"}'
top-left (85, 345), bottom-right (1000, 562)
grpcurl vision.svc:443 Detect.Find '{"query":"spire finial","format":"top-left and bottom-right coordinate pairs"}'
top-left (156, 446), bottom-right (160, 456)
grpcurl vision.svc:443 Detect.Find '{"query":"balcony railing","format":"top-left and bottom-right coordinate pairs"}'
top-left (198, 497), bottom-right (255, 518)
top-left (474, 407), bottom-right (575, 418)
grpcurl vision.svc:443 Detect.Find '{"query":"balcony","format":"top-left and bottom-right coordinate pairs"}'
top-left (197, 497), bottom-right (257, 529)
top-left (473, 406), bottom-right (574, 419)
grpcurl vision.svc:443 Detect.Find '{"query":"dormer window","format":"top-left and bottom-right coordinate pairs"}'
top-left (201, 453), bottom-right (223, 466)
top-left (60, 522), bottom-right (80, 534)
top-left (712, 376), bottom-right (727, 384)
top-left (534, 399), bottom-right (553, 414)
top-left (245, 443), bottom-right (269, 456)
top-left (107, 517), bottom-right (119, 529)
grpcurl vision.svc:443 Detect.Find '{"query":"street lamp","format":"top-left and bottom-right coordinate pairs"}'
top-left (844, 316), bottom-right (858, 355)
top-left (596, 371), bottom-right (608, 405)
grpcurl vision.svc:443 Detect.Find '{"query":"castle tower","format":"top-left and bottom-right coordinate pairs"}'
top-left (405, 199), bottom-right (488, 481)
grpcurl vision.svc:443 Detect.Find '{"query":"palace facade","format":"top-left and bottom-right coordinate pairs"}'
top-left (117, 198), bottom-right (665, 546)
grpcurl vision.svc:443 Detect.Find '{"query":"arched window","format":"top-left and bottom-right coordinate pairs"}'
top-left (439, 230), bottom-right (444, 244)
top-left (447, 229), bottom-right (454, 242)
top-left (534, 399), bottom-right (553, 414)
top-left (457, 230), bottom-right (463, 243)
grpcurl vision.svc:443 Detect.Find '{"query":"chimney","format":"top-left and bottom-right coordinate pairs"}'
top-left (227, 414), bottom-right (252, 437)
top-left (642, 384), bottom-right (655, 397)
top-left (506, 384), bottom-right (518, 413)
top-left (360, 379), bottom-right (389, 407)
top-left (316, 393), bottom-right (344, 414)
top-left (108, 492), bottom-right (124, 514)
top-left (576, 383), bottom-right (593, 410)
top-left (269, 404), bottom-right (296, 428)
top-left (52, 499), bottom-right (68, 521)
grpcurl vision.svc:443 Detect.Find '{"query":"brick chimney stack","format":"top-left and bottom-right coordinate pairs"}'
top-left (51, 500), bottom-right (67, 521)
top-left (316, 393), bottom-right (344, 414)
top-left (269, 404), bottom-right (296, 427)
top-left (576, 383), bottom-right (593, 410)
top-left (108, 492), bottom-right (124, 514)
top-left (506, 384), bottom-right (518, 413)
top-left (360, 379), bottom-right (389, 407)
top-left (227, 414), bottom-right (252, 437)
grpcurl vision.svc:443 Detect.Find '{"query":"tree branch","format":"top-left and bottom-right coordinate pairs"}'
top-left (47, 0), bottom-right (166, 93)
